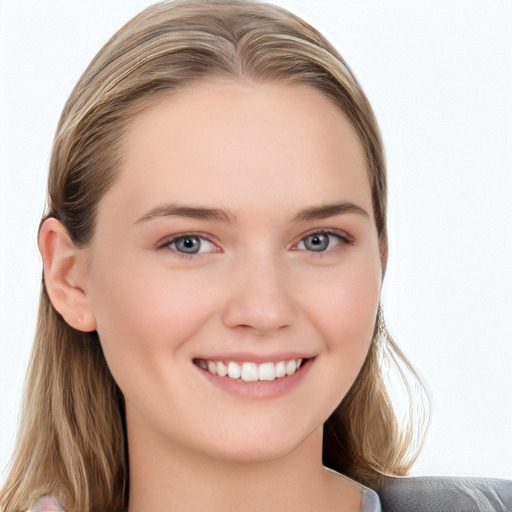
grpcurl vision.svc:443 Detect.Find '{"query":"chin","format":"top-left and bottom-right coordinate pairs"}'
top-left (201, 424), bottom-right (321, 466)
top-left (211, 443), bottom-right (298, 465)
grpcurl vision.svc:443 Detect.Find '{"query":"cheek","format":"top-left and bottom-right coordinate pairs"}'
top-left (292, 254), bottom-right (382, 427)
top-left (88, 253), bottom-right (215, 373)
top-left (294, 249), bottom-right (381, 422)
top-left (301, 253), bottom-right (381, 360)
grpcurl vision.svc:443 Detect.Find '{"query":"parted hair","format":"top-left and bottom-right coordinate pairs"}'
top-left (0, 1), bottom-right (428, 510)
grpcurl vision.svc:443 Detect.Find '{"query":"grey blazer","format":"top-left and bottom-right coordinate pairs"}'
top-left (373, 476), bottom-right (512, 512)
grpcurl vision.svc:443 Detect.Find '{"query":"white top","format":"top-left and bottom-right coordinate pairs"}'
top-left (361, 484), bottom-right (382, 511)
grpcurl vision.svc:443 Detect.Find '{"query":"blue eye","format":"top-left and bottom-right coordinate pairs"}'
top-left (297, 231), bottom-right (348, 252)
top-left (174, 236), bottom-right (202, 254)
top-left (163, 234), bottom-right (217, 256)
top-left (303, 233), bottom-right (330, 252)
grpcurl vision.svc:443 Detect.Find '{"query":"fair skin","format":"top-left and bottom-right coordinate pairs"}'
top-left (40, 83), bottom-right (382, 511)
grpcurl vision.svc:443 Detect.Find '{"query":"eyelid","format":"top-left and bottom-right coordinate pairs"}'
top-left (292, 228), bottom-right (354, 250)
top-left (155, 232), bottom-right (221, 254)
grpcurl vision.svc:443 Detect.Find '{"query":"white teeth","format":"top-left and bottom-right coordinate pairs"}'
top-left (285, 359), bottom-right (297, 375)
top-left (217, 361), bottom-right (228, 377)
top-left (275, 361), bottom-right (286, 378)
top-left (227, 361), bottom-right (241, 379)
top-left (207, 360), bottom-right (217, 375)
top-left (258, 362), bottom-right (276, 381)
top-left (241, 362), bottom-right (258, 382)
top-left (198, 358), bottom-right (307, 381)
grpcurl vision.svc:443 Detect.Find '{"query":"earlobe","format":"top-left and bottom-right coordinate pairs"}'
top-left (38, 218), bottom-right (97, 332)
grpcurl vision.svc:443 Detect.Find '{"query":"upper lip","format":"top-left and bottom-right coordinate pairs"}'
top-left (193, 352), bottom-right (315, 364)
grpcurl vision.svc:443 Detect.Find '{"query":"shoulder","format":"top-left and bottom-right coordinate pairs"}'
top-left (373, 476), bottom-right (512, 512)
top-left (27, 494), bottom-right (66, 512)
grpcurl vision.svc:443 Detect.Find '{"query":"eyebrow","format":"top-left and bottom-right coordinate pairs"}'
top-left (291, 202), bottom-right (370, 222)
top-left (135, 203), bottom-right (237, 224)
top-left (135, 201), bottom-right (369, 225)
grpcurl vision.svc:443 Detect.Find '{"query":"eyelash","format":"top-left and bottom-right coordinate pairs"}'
top-left (156, 229), bottom-right (354, 259)
top-left (293, 229), bottom-right (354, 254)
top-left (156, 232), bottom-right (219, 260)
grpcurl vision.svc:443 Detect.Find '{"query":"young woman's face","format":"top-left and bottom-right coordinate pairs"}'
top-left (84, 83), bottom-right (382, 463)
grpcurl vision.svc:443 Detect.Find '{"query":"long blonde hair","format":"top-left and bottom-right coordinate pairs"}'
top-left (0, 1), bottom-right (428, 510)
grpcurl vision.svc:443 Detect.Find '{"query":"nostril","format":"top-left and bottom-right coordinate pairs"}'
top-left (220, 272), bottom-right (296, 333)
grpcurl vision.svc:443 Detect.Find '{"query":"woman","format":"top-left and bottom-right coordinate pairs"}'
top-left (0, 1), bottom-right (428, 510)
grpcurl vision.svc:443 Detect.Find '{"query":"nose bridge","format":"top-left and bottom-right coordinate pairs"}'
top-left (221, 249), bottom-right (296, 334)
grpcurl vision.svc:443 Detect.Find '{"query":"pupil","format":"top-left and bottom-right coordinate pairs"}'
top-left (177, 237), bottom-right (200, 253)
top-left (305, 234), bottom-right (329, 252)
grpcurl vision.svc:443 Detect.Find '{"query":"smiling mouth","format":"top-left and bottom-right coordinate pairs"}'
top-left (193, 358), bottom-right (307, 382)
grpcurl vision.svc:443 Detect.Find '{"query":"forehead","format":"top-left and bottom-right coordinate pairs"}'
top-left (104, 82), bottom-right (371, 223)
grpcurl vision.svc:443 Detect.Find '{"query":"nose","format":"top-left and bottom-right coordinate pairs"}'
top-left (220, 253), bottom-right (296, 335)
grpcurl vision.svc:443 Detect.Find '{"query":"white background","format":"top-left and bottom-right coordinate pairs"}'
top-left (1, 0), bottom-right (511, 481)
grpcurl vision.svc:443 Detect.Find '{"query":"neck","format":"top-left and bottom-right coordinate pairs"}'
top-left (127, 424), bottom-right (361, 512)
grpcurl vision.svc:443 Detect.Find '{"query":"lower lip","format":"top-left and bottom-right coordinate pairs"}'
top-left (196, 358), bottom-right (314, 400)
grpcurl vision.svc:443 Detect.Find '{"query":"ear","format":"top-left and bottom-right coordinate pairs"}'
top-left (38, 218), bottom-right (97, 332)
